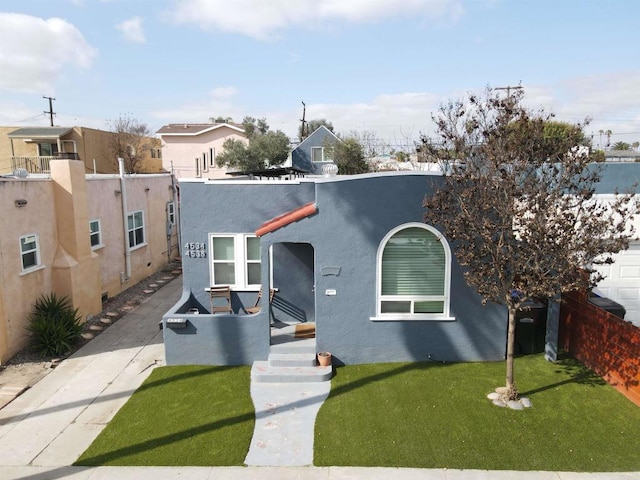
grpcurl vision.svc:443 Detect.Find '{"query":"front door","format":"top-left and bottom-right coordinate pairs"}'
top-left (271, 242), bottom-right (315, 324)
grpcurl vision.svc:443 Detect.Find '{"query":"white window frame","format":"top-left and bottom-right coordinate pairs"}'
top-left (127, 210), bottom-right (146, 250)
top-left (209, 233), bottom-right (261, 290)
top-left (89, 219), bottom-right (103, 250)
top-left (167, 202), bottom-right (175, 225)
top-left (20, 233), bottom-right (42, 273)
top-left (209, 148), bottom-right (215, 168)
top-left (372, 222), bottom-right (454, 321)
top-left (311, 147), bottom-right (324, 163)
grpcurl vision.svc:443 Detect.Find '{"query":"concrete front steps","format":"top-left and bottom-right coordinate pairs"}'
top-left (251, 341), bottom-right (332, 383)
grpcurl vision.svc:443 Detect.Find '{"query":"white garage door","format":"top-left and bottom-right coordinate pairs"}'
top-left (593, 241), bottom-right (640, 327)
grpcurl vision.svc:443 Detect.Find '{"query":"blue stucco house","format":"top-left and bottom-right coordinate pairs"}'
top-left (290, 125), bottom-right (340, 174)
top-left (162, 170), bottom-right (509, 366)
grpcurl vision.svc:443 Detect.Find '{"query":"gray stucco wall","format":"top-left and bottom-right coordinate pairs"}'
top-left (164, 172), bottom-right (508, 366)
top-left (263, 173), bottom-right (507, 365)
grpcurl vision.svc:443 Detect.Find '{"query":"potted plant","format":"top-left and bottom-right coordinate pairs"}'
top-left (317, 351), bottom-right (332, 367)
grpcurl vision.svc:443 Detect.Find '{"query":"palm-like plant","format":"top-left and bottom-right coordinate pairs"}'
top-left (26, 293), bottom-right (83, 357)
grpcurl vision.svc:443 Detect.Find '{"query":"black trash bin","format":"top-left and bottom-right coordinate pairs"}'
top-left (588, 294), bottom-right (626, 319)
top-left (515, 298), bottom-right (548, 354)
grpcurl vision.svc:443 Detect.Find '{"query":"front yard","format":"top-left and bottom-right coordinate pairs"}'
top-left (75, 354), bottom-right (640, 471)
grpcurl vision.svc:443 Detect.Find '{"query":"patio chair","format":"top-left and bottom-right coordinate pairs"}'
top-left (209, 286), bottom-right (232, 314)
top-left (245, 287), bottom-right (275, 314)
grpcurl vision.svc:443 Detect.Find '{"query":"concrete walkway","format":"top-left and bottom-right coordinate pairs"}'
top-left (0, 276), bottom-right (637, 480)
top-left (245, 382), bottom-right (330, 466)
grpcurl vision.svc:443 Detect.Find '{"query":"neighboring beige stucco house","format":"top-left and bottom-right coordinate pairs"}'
top-left (0, 159), bottom-right (179, 363)
top-left (156, 122), bottom-right (248, 179)
top-left (0, 126), bottom-right (163, 175)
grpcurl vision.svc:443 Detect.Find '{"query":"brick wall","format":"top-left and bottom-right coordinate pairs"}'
top-left (559, 290), bottom-right (640, 406)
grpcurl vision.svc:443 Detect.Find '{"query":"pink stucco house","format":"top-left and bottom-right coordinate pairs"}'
top-left (156, 122), bottom-right (248, 179)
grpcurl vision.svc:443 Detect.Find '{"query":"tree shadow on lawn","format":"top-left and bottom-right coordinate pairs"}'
top-left (75, 366), bottom-right (254, 466)
top-left (75, 409), bottom-right (256, 466)
top-left (518, 352), bottom-right (607, 397)
top-left (76, 362), bottom-right (447, 466)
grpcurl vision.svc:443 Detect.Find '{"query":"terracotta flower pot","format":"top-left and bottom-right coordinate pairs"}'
top-left (317, 351), bottom-right (332, 367)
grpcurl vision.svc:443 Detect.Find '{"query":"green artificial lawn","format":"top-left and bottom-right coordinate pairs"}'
top-left (314, 353), bottom-right (640, 472)
top-left (75, 365), bottom-right (254, 466)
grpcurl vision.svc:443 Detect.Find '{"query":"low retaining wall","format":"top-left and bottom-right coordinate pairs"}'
top-left (559, 290), bottom-right (640, 406)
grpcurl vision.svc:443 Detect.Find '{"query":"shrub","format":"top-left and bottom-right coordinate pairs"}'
top-left (26, 293), bottom-right (83, 357)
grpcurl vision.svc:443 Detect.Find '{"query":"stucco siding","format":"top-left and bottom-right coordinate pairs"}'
top-left (87, 174), bottom-right (178, 298)
top-left (164, 173), bottom-right (508, 366)
top-left (291, 126), bottom-right (338, 174)
top-left (160, 127), bottom-right (248, 179)
top-left (0, 167), bottom-right (178, 363)
top-left (0, 179), bottom-right (57, 362)
top-left (267, 174), bottom-right (507, 365)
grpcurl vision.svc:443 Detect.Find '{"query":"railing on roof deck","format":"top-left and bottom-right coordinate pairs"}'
top-left (10, 154), bottom-right (81, 173)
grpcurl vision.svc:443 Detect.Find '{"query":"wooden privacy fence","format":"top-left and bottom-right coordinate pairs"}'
top-left (559, 290), bottom-right (640, 406)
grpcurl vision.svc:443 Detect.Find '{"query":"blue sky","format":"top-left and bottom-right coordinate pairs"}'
top-left (1, 0), bottom-right (639, 150)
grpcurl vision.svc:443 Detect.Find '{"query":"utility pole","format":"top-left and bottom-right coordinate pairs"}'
top-left (299, 101), bottom-right (307, 141)
top-left (494, 84), bottom-right (523, 97)
top-left (43, 96), bottom-right (56, 126)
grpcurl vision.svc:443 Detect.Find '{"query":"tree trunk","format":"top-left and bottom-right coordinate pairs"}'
top-left (505, 305), bottom-right (518, 400)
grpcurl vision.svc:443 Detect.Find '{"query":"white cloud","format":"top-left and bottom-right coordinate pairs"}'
top-left (166, 0), bottom-right (464, 40)
top-left (519, 73), bottom-right (640, 146)
top-left (0, 13), bottom-right (98, 94)
top-left (210, 86), bottom-right (238, 100)
top-left (151, 72), bottom-right (640, 149)
top-left (152, 87), bottom-right (245, 124)
top-left (116, 16), bottom-right (146, 43)
top-left (302, 92), bottom-right (442, 145)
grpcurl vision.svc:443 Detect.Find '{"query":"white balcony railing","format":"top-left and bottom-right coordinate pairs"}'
top-left (11, 153), bottom-right (81, 173)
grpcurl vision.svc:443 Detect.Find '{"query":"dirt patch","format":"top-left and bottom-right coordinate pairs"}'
top-left (0, 260), bottom-right (182, 391)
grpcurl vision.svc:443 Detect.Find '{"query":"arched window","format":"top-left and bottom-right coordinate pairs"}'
top-left (375, 223), bottom-right (453, 320)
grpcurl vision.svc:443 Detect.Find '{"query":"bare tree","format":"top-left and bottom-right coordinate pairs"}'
top-left (421, 88), bottom-right (638, 401)
top-left (108, 114), bottom-right (152, 173)
top-left (349, 130), bottom-right (380, 159)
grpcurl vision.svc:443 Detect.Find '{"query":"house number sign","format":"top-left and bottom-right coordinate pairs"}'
top-left (184, 242), bottom-right (207, 258)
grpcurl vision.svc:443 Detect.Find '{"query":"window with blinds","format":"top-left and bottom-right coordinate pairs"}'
top-left (377, 224), bottom-right (451, 319)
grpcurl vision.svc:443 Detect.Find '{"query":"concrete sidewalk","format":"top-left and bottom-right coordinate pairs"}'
top-left (0, 276), bottom-right (637, 480)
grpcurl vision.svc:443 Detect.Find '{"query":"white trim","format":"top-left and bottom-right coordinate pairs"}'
top-left (294, 125), bottom-right (340, 150)
top-left (89, 218), bottom-right (103, 250)
top-left (20, 264), bottom-right (46, 276)
top-left (157, 124), bottom-right (245, 137)
top-left (127, 210), bottom-right (145, 249)
top-left (209, 147), bottom-right (216, 168)
top-left (374, 222), bottom-right (454, 321)
top-left (19, 232), bottom-right (41, 272)
top-left (311, 146), bottom-right (324, 163)
top-left (167, 201), bottom-right (176, 225)
top-left (370, 315), bottom-right (456, 322)
top-left (208, 233), bottom-right (261, 290)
